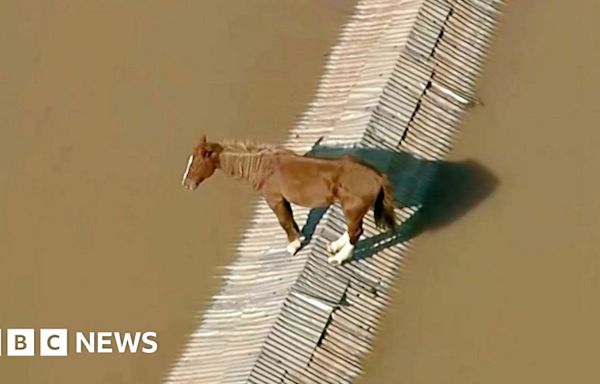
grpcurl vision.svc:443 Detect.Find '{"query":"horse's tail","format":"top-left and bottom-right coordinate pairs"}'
top-left (374, 175), bottom-right (397, 232)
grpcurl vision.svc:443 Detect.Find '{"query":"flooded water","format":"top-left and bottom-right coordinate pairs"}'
top-left (3, 1), bottom-right (599, 383)
top-left (0, 1), bottom-right (353, 383)
top-left (360, 1), bottom-right (600, 383)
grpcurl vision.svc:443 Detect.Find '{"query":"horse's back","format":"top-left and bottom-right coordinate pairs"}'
top-left (270, 153), bottom-right (339, 207)
top-left (279, 152), bottom-right (381, 182)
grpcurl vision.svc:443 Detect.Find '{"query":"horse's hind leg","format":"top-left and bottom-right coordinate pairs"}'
top-left (266, 197), bottom-right (302, 255)
top-left (329, 198), bottom-right (368, 265)
top-left (327, 232), bottom-right (349, 254)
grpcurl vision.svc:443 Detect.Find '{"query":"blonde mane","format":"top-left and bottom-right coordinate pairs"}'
top-left (220, 140), bottom-right (278, 154)
top-left (217, 140), bottom-right (289, 185)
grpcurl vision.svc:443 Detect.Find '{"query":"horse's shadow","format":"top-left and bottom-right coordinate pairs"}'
top-left (300, 144), bottom-right (499, 262)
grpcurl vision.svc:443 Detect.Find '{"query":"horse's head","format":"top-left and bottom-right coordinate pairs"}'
top-left (181, 135), bottom-right (223, 190)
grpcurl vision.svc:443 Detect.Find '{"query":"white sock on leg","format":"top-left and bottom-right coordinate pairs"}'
top-left (287, 238), bottom-right (302, 255)
top-left (327, 232), bottom-right (349, 254)
top-left (328, 242), bottom-right (355, 265)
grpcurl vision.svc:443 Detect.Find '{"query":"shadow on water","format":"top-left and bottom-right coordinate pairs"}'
top-left (300, 143), bottom-right (499, 261)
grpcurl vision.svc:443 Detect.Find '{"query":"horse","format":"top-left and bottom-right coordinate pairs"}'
top-left (181, 135), bottom-right (398, 265)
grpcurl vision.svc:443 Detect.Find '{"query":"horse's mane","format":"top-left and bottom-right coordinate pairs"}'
top-left (218, 140), bottom-right (289, 185)
top-left (220, 140), bottom-right (279, 154)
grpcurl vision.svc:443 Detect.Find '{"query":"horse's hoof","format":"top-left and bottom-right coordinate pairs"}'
top-left (327, 256), bottom-right (342, 266)
top-left (328, 243), bottom-right (354, 266)
top-left (328, 232), bottom-right (349, 254)
top-left (327, 241), bottom-right (343, 254)
top-left (287, 238), bottom-right (302, 255)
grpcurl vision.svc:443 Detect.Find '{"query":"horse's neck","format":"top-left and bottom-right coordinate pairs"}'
top-left (217, 151), bottom-right (266, 185)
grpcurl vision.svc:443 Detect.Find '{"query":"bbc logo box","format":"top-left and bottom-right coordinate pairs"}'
top-left (1, 329), bottom-right (68, 357)
top-left (0, 329), bottom-right (158, 356)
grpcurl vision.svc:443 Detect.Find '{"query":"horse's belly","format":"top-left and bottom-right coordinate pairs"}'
top-left (282, 180), bottom-right (334, 208)
top-left (275, 157), bottom-right (338, 207)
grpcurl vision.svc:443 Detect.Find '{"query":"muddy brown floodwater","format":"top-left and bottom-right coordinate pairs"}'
top-left (0, 1), bottom-right (354, 383)
top-left (360, 1), bottom-right (600, 383)
top-left (3, 1), bottom-right (600, 383)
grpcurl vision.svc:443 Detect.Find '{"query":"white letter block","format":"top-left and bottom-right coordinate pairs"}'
top-left (7, 329), bottom-right (35, 356)
top-left (40, 329), bottom-right (68, 356)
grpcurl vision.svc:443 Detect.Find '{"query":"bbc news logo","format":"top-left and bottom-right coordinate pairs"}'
top-left (0, 329), bottom-right (158, 356)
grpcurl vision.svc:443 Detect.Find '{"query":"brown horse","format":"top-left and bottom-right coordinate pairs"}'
top-left (181, 135), bottom-right (398, 265)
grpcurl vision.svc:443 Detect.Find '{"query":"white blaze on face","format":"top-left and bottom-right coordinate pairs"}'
top-left (182, 155), bottom-right (194, 185)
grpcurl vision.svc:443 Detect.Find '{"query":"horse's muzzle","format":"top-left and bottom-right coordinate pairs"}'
top-left (182, 179), bottom-right (199, 191)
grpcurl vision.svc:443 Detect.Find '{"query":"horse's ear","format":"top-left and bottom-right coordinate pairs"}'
top-left (200, 134), bottom-right (207, 144)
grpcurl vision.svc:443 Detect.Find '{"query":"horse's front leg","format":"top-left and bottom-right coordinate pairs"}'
top-left (266, 197), bottom-right (302, 255)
